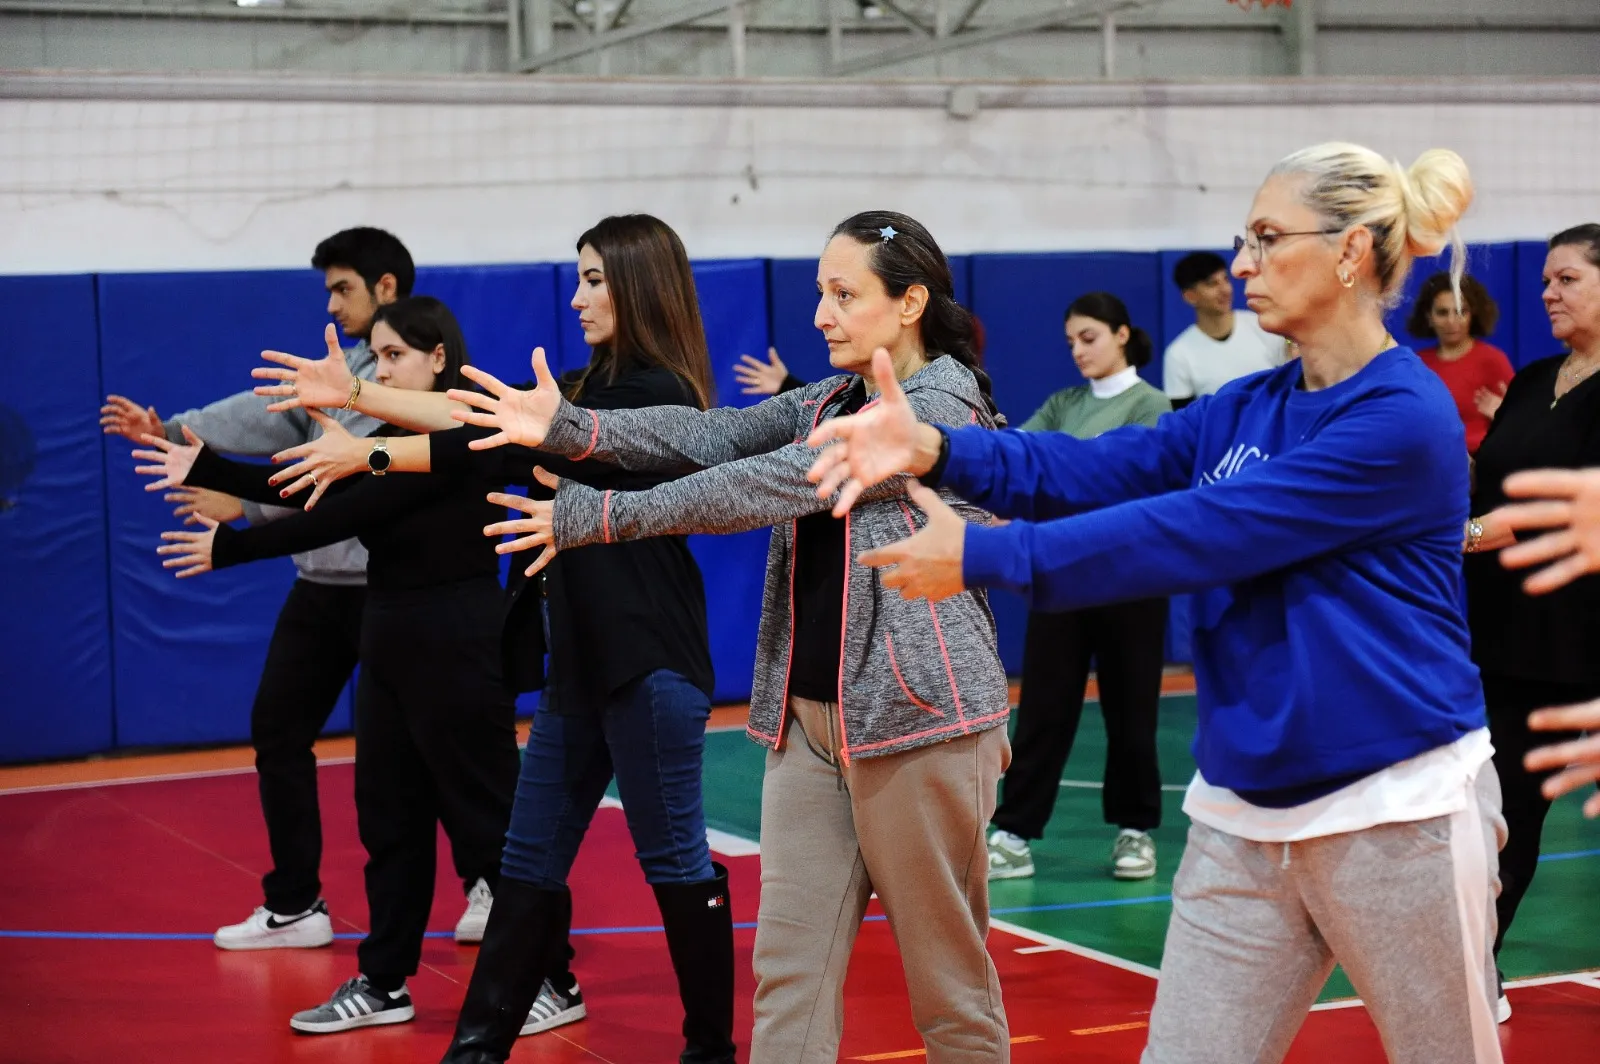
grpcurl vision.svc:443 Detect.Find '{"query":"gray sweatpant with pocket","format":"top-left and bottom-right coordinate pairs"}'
top-left (1143, 763), bottom-right (1506, 1064)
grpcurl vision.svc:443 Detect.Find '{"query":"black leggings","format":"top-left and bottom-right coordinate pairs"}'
top-left (992, 598), bottom-right (1167, 839)
top-left (353, 578), bottom-right (522, 983)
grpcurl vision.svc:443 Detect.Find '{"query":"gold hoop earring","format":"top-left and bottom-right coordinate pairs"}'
top-left (1338, 269), bottom-right (1355, 289)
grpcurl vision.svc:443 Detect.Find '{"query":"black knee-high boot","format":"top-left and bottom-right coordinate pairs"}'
top-left (652, 862), bottom-right (737, 1064)
top-left (440, 879), bottom-right (571, 1064)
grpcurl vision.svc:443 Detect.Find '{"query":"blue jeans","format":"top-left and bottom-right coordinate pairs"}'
top-left (501, 668), bottom-right (715, 888)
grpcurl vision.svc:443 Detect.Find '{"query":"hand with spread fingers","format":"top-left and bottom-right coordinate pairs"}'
top-left (1523, 699), bottom-right (1600, 818)
top-left (267, 408), bottom-right (365, 509)
top-left (857, 482), bottom-right (968, 603)
top-left (101, 394), bottom-right (164, 443)
top-left (734, 347), bottom-right (790, 396)
top-left (254, 323), bottom-right (355, 412)
top-left (448, 348), bottom-right (562, 451)
top-left (483, 466), bottom-right (562, 577)
top-left (131, 425), bottom-right (205, 492)
top-left (156, 514), bottom-right (220, 578)
top-left (1474, 382), bottom-right (1507, 421)
top-left (167, 486), bottom-right (244, 526)
top-left (1496, 467), bottom-right (1600, 594)
top-left (805, 348), bottom-right (945, 517)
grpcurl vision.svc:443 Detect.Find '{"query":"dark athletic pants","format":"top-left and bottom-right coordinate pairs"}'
top-left (992, 599), bottom-right (1168, 839)
top-left (253, 578), bottom-right (365, 915)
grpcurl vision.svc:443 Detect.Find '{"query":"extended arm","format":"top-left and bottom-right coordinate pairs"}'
top-left (934, 399), bottom-right (1203, 522)
top-left (962, 395), bottom-right (1454, 610)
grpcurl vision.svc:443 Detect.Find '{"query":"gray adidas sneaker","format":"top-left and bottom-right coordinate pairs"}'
top-left (1112, 829), bottom-right (1157, 881)
top-left (521, 978), bottom-right (587, 1036)
top-left (289, 976), bottom-right (414, 1034)
top-left (987, 829), bottom-right (1035, 880)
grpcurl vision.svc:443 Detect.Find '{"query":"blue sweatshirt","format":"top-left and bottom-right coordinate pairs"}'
top-left (949, 347), bottom-right (1484, 805)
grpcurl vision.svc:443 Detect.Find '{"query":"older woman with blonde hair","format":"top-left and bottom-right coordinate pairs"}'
top-left (806, 143), bottom-right (1506, 1063)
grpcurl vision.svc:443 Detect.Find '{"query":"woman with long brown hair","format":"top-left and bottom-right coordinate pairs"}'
top-left (254, 215), bottom-right (731, 1064)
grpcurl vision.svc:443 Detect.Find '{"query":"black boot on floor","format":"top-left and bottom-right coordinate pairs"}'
top-left (440, 879), bottom-right (571, 1064)
top-left (652, 862), bottom-right (737, 1064)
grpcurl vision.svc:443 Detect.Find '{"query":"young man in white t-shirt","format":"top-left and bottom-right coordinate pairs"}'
top-left (1163, 251), bottom-right (1289, 407)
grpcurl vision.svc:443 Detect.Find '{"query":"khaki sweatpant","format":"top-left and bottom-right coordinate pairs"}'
top-left (750, 697), bottom-right (1012, 1064)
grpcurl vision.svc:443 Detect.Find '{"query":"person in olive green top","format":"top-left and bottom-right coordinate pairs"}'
top-left (988, 291), bottom-right (1172, 883)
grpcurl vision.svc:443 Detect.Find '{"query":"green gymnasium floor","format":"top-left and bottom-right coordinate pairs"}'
top-left (697, 693), bottom-right (1600, 1002)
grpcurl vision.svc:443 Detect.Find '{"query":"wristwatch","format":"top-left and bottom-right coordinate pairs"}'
top-left (368, 437), bottom-right (391, 476)
top-left (1464, 518), bottom-right (1484, 553)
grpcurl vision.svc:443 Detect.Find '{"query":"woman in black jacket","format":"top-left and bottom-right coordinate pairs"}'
top-left (135, 296), bottom-right (522, 1036)
top-left (252, 215), bottom-right (730, 1064)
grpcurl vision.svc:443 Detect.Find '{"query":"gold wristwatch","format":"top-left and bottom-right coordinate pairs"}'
top-left (1464, 518), bottom-right (1484, 553)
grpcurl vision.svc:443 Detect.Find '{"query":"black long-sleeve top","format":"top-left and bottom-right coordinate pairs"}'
top-left (1468, 355), bottom-right (1600, 686)
top-left (428, 365), bottom-right (714, 709)
top-left (187, 424), bottom-right (502, 593)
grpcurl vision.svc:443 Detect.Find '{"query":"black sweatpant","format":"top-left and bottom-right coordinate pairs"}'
top-left (992, 598), bottom-right (1167, 840)
top-left (253, 578), bottom-right (366, 916)
top-left (1482, 672), bottom-right (1600, 956)
top-left (354, 577), bottom-right (521, 984)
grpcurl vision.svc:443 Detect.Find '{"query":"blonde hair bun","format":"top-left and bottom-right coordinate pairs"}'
top-left (1395, 149), bottom-right (1474, 259)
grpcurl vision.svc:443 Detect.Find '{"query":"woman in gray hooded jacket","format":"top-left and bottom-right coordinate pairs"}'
top-left (459, 211), bottom-right (1014, 1064)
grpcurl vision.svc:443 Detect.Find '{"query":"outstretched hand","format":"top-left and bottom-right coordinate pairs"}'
top-left (101, 395), bottom-right (163, 443)
top-left (131, 425), bottom-right (205, 491)
top-left (167, 486), bottom-right (244, 526)
top-left (254, 324), bottom-right (354, 412)
top-left (483, 466), bottom-right (562, 577)
top-left (857, 482), bottom-right (968, 603)
top-left (806, 348), bottom-right (942, 517)
top-left (268, 409), bottom-right (363, 509)
top-left (1523, 698), bottom-right (1600, 818)
top-left (156, 514), bottom-right (219, 578)
top-left (734, 347), bottom-right (789, 396)
top-left (449, 348), bottom-right (562, 451)
top-left (1496, 468), bottom-right (1600, 594)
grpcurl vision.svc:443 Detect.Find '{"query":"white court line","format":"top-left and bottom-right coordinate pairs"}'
top-left (989, 917), bottom-right (1160, 979)
top-left (1060, 780), bottom-right (1189, 793)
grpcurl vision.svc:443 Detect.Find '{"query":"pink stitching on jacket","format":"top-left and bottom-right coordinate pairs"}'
top-left (885, 634), bottom-right (944, 717)
top-left (575, 408), bottom-right (601, 460)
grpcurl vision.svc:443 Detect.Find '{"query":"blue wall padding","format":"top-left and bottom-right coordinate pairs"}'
top-left (0, 275), bottom-right (115, 762)
top-left (414, 263), bottom-right (564, 385)
top-left (97, 269), bottom-right (333, 748)
top-left (11, 238), bottom-right (1571, 759)
top-left (1514, 241), bottom-right (1559, 370)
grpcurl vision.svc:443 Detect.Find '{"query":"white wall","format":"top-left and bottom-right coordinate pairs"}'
top-left (3, 76), bottom-right (1598, 274)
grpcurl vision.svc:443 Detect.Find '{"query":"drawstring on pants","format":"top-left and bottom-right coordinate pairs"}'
top-left (1281, 842), bottom-right (1291, 869)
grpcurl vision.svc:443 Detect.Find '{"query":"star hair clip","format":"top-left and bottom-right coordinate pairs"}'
top-left (879, 226), bottom-right (897, 242)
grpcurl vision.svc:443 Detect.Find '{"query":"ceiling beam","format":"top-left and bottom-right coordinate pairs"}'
top-left (518, 0), bottom-right (738, 73)
top-left (832, 0), bottom-right (1160, 77)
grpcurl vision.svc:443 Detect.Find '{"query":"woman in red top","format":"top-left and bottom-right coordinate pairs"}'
top-left (1408, 271), bottom-right (1514, 453)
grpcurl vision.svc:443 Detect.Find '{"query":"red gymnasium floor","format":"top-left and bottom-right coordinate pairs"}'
top-left (4, 708), bottom-right (1600, 1062)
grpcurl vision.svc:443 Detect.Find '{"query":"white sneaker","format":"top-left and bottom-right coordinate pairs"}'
top-left (1496, 969), bottom-right (1511, 1023)
top-left (214, 900), bottom-right (334, 951)
top-left (1112, 829), bottom-right (1157, 881)
top-left (987, 829), bottom-right (1035, 880)
top-left (455, 878), bottom-right (493, 943)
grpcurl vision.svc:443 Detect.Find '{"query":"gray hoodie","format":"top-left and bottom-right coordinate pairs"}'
top-left (542, 355), bottom-right (1010, 761)
top-left (163, 341), bottom-right (380, 586)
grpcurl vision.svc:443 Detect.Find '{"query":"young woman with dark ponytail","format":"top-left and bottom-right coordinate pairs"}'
top-left (440, 211), bottom-right (1014, 1063)
top-left (987, 292), bottom-right (1172, 884)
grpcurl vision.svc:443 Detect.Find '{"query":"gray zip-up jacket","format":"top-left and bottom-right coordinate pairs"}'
top-left (162, 341), bottom-right (380, 586)
top-left (542, 355), bottom-right (1010, 761)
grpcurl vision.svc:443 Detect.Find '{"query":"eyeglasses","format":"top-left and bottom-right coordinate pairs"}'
top-left (1233, 229), bottom-right (1344, 266)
